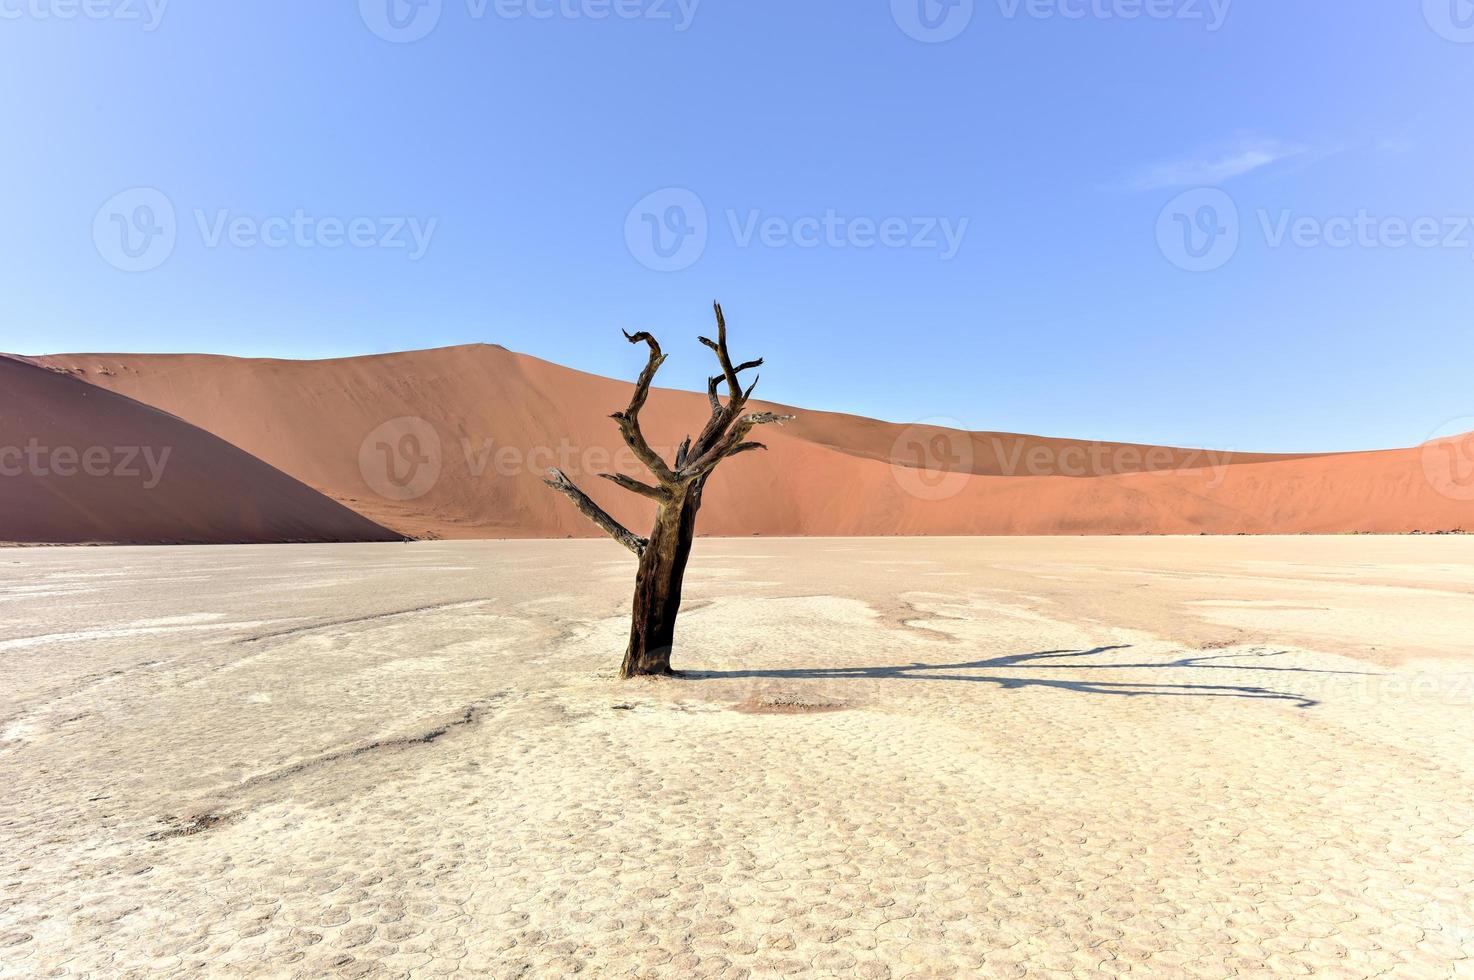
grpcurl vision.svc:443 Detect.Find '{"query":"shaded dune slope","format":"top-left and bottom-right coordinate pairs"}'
top-left (1, 356), bottom-right (400, 545)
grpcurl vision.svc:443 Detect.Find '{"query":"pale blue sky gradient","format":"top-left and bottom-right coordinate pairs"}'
top-left (3, 1), bottom-right (1472, 452)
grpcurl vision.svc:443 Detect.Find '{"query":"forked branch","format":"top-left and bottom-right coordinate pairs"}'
top-left (683, 411), bottom-right (795, 477)
top-left (692, 302), bottom-right (768, 458)
top-left (698, 302), bottom-right (742, 402)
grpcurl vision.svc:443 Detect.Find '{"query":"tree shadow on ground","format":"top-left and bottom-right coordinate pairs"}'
top-left (689, 646), bottom-right (1381, 709)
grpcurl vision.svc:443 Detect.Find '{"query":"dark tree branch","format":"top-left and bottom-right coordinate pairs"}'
top-left (612, 330), bottom-right (676, 484)
top-left (698, 303), bottom-right (741, 401)
top-left (621, 330), bottom-right (663, 413)
top-left (725, 441), bottom-right (767, 457)
top-left (703, 363), bottom-right (757, 412)
top-left (599, 472), bottom-right (670, 501)
top-left (543, 468), bottom-right (648, 557)
top-left (675, 436), bottom-right (692, 469)
top-left (692, 303), bottom-right (771, 459)
top-left (684, 411), bottom-right (795, 477)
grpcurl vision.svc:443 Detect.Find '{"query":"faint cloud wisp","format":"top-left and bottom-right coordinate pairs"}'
top-left (1128, 137), bottom-right (1308, 191)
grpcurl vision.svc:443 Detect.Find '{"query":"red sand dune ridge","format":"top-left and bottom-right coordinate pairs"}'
top-left (8, 343), bottom-right (1469, 544)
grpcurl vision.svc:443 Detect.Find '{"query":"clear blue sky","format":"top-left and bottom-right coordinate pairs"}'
top-left (3, 1), bottom-right (1472, 453)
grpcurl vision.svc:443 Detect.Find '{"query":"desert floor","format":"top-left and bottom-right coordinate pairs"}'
top-left (2, 537), bottom-right (1472, 979)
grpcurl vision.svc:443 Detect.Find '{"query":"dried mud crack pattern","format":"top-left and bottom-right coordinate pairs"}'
top-left (2, 539), bottom-right (1473, 978)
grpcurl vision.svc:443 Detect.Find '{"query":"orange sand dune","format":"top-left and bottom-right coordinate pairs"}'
top-left (27, 345), bottom-right (1474, 540)
top-left (0, 356), bottom-right (401, 545)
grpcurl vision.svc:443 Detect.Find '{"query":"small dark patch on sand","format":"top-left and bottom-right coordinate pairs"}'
top-left (734, 692), bottom-right (848, 715)
top-left (147, 810), bottom-right (240, 841)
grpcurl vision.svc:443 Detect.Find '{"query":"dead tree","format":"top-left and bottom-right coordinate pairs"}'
top-left (543, 303), bottom-right (793, 678)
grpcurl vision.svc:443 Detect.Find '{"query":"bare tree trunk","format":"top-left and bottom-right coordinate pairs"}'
top-left (621, 483), bottom-right (704, 678)
top-left (544, 305), bottom-right (792, 679)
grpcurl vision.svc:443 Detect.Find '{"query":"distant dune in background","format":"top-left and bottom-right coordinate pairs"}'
top-left (3, 343), bottom-right (1469, 544)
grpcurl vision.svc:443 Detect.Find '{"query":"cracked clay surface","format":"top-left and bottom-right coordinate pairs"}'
top-left (2, 536), bottom-right (1473, 978)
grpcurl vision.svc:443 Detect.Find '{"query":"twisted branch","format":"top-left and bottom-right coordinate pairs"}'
top-left (543, 468), bottom-right (647, 556)
top-left (692, 303), bottom-right (768, 458)
top-left (610, 330), bottom-right (676, 485)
